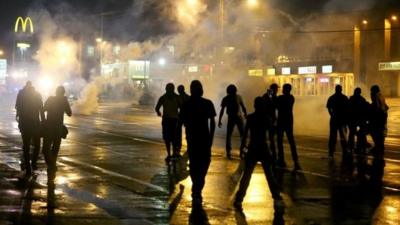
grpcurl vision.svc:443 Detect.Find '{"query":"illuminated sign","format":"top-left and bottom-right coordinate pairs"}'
top-left (188, 66), bottom-right (198, 73)
top-left (319, 78), bottom-right (329, 83)
top-left (0, 59), bottom-right (7, 79)
top-left (248, 69), bottom-right (263, 77)
top-left (282, 67), bottom-right (291, 75)
top-left (298, 66), bottom-right (317, 74)
top-left (14, 17), bottom-right (34, 33)
top-left (378, 61), bottom-right (400, 71)
top-left (322, 65), bottom-right (333, 73)
top-left (128, 60), bottom-right (150, 79)
top-left (17, 43), bottom-right (30, 50)
top-left (267, 68), bottom-right (276, 76)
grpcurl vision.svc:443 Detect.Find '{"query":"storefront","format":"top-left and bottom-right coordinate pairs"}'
top-left (259, 64), bottom-right (354, 96)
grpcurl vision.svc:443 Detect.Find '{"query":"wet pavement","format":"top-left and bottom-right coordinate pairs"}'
top-left (0, 100), bottom-right (399, 225)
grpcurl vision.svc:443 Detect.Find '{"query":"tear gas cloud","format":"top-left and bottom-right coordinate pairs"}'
top-left (28, 0), bottom-right (378, 135)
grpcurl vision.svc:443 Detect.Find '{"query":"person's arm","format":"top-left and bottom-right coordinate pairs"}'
top-left (240, 120), bottom-right (249, 150)
top-left (326, 98), bottom-right (333, 116)
top-left (15, 92), bottom-right (21, 121)
top-left (155, 96), bottom-right (163, 117)
top-left (38, 94), bottom-right (45, 122)
top-left (239, 96), bottom-right (247, 117)
top-left (218, 106), bottom-right (225, 128)
top-left (65, 98), bottom-right (72, 117)
top-left (210, 116), bottom-right (216, 147)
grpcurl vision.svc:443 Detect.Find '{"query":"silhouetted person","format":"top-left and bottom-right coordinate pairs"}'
top-left (180, 80), bottom-right (216, 206)
top-left (218, 84), bottom-right (247, 159)
top-left (15, 81), bottom-right (45, 176)
top-left (42, 86), bottom-right (72, 182)
top-left (155, 83), bottom-right (180, 161)
top-left (348, 87), bottom-right (368, 153)
top-left (277, 84), bottom-right (300, 170)
top-left (369, 85), bottom-right (388, 159)
top-left (263, 83), bottom-right (279, 163)
top-left (327, 85), bottom-right (349, 158)
top-left (234, 97), bottom-right (283, 211)
top-left (176, 84), bottom-right (189, 156)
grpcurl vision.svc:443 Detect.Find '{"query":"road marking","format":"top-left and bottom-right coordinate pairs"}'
top-left (60, 156), bottom-right (169, 194)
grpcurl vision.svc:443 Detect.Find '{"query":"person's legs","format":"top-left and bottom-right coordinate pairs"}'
top-left (286, 125), bottom-right (300, 169)
top-left (236, 116), bottom-right (245, 157)
top-left (328, 119), bottom-right (338, 157)
top-left (162, 119), bottom-right (172, 160)
top-left (348, 123), bottom-right (356, 151)
top-left (21, 130), bottom-right (32, 175)
top-left (189, 155), bottom-right (211, 204)
top-left (276, 126), bottom-right (285, 165)
top-left (234, 157), bottom-right (257, 205)
top-left (175, 120), bottom-right (183, 155)
top-left (269, 126), bottom-right (277, 161)
top-left (226, 117), bottom-right (235, 158)
top-left (260, 155), bottom-right (281, 200)
top-left (42, 137), bottom-right (56, 181)
top-left (31, 132), bottom-right (41, 171)
top-left (338, 124), bottom-right (348, 156)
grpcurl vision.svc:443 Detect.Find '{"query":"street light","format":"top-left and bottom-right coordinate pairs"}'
top-left (391, 15), bottom-right (398, 21)
top-left (362, 19), bottom-right (368, 25)
top-left (246, 0), bottom-right (258, 8)
top-left (0, 50), bottom-right (3, 56)
top-left (158, 58), bottom-right (166, 66)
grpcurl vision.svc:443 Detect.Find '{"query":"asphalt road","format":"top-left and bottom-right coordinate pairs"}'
top-left (0, 101), bottom-right (399, 225)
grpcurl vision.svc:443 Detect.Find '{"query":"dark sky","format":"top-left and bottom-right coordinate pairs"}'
top-left (0, 0), bottom-right (399, 57)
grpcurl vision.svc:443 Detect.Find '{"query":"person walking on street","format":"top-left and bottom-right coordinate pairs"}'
top-left (218, 84), bottom-right (247, 159)
top-left (42, 86), bottom-right (72, 182)
top-left (262, 83), bottom-right (279, 164)
top-left (180, 80), bottom-right (216, 207)
top-left (176, 85), bottom-right (190, 156)
top-left (369, 85), bottom-right (388, 159)
top-left (276, 84), bottom-right (301, 170)
top-left (155, 83), bottom-right (180, 161)
top-left (234, 97), bottom-right (283, 211)
top-left (327, 84), bottom-right (349, 159)
top-left (348, 87), bottom-right (369, 153)
top-left (15, 81), bottom-right (45, 177)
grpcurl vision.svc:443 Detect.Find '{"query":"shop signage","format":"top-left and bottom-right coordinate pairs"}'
top-left (378, 62), bottom-right (400, 71)
top-left (298, 66), bottom-right (317, 74)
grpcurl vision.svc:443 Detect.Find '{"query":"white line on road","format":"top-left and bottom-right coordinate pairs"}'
top-left (60, 156), bottom-right (169, 194)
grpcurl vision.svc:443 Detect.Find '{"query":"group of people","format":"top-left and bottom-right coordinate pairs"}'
top-left (327, 84), bottom-right (388, 160)
top-left (155, 80), bottom-right (300, 209)
top-left (15, 81), bottom-right (72, 182)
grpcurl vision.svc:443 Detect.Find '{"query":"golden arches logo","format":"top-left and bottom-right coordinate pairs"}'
top-left (14, 17), bottom-right (34, 33)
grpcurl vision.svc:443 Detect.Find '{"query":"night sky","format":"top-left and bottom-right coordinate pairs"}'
top-left (0, 0), bottom-right (399, 58)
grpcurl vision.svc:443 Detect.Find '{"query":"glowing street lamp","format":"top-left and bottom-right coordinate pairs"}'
top-left (391, 15), bottom-right (398, 21)
top-left (96, 37), bottom-right (102, 43)
top-left (0, 50), bottom-right (3, 56)
top-left (362, 19), bottom-right (368, 25)
top-left (158, 58), bottom-right (166, 66)
top-left (247, 0), bottom-right (258, 8)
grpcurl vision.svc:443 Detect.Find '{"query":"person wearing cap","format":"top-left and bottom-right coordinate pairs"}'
top-left (15, 81), bottom-right (45, 177)
top-left (218, 84), bottom-right (247, 159)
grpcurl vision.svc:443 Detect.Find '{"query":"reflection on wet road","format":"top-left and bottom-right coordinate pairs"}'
top-left (0, 101), bottom-right (399, 224)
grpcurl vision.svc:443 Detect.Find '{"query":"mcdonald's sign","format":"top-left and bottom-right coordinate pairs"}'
top-left (14, 17), bottom-right (34, 33)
